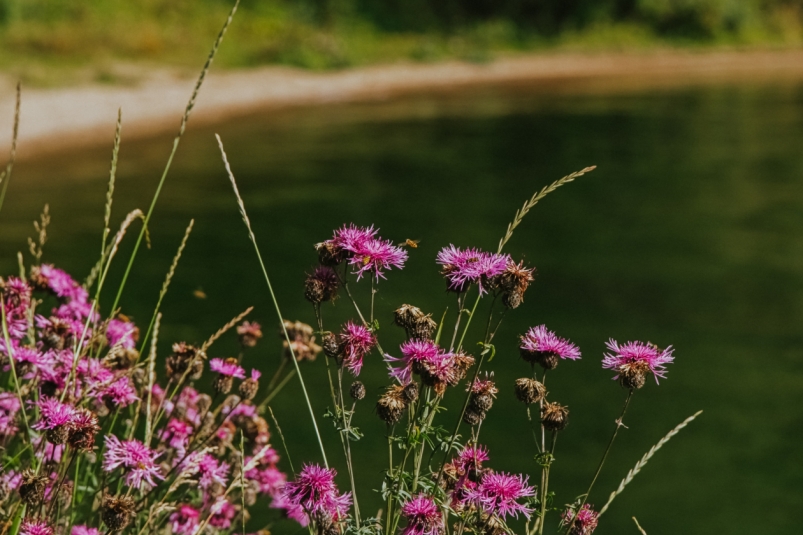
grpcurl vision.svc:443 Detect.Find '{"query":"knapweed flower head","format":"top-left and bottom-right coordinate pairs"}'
top-left (339, 321), bottom-right (376, 376)
top-left (32, 264), bottom-right (86, 302)
top-left (305, 265), bottom-right (339, 304)
top-left (436, 245), bottom-right (510, 295)
top-left (454, 443), bottom-right (490, 477)
top-left (602, 339), bottom-right (674, 389)
top-left (520, 325), bottom-right (581, 370)
top-left (281, 463), bottom-right (352, 522)
top-left (385, 339), bottom-right (440, 384)
top-left (32, 397), bottom-right (76, 444)
top-left (465, 471), bottom-right (535, 520)
top-left (169, 505), bottom-right (200, 535)
top-left (71, 526), bottom-right (101, 535)
top-left (103, 436), bottom-right (164, 489)
top-left (20, 520), bottom-right (54, 535)
top-left (562, 504), bottom-right (600, 535)
top-left (347, 235), bottom-right (408, 281)
top-left (209, 357), bottom-right (246, 379)
top-left (401, 494), bottom-right (444, 535)
top-left (237, 320), bottom-right (263, 348)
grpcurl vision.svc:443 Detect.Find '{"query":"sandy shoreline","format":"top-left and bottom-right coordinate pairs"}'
top-left (2, 48), bottom-right (803, 159)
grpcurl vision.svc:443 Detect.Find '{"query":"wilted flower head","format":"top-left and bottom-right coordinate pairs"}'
top-left (563, 504), bottom-right (600, 535)
top-left (20, 520), bottom-right (54, 535)
top-left (281, 463), bottom-right (352, 523)
top-left (465, 471), bottom-right (535, 520)
top-left (103, 436), bottom-right (163, 489)
top-left (339, 321), bottom-right (376, 376)
top-left (602, 339), bottom-right (674, 389)
top-left (237, 321), bottom-right (263, 348)
top-left (401, 494), bottom-right (444, 535)
top-left (520, 325), bottom-right (581, 370)
top-left (436, 245), bottom-right (510, 295)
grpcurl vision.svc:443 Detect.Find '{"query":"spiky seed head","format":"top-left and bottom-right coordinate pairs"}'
top-left (411, 315), bottom-right (437, 341)
top-left (514, 378), bottom-right (546, 404)
top-left (350, 381), bottom-right (366, 401)
top-left (541, 402), bottom-right (569, 431)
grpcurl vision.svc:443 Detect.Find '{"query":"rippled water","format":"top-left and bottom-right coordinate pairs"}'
top-left (2, 79), bottom-right (802, 534)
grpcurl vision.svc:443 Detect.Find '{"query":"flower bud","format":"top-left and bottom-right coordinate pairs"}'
top-left (462, 407), bottom-right (485, 426)
top-left (402, 381), bottom-right (419, 403)
top-left (502, 290), bottom-right (523, 309)
top-left (350, 381), bottom-right (366, 401)
top-left (322, 332), bottom-right (341, 359)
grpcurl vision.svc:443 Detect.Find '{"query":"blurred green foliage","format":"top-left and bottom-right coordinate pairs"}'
top-left (0, 0), bottom-right (802, 79)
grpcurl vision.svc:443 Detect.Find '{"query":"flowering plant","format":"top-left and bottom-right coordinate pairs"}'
top-left (0, 4), bottom-right (702, 535)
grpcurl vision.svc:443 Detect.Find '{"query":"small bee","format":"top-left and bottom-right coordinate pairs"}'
top-left (399, 239), bottom-right (420, 248)
top-left (193, 288), bottom-right (207, 299)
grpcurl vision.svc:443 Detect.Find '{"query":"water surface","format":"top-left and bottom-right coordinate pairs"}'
top-left (2, 79), bottom-right (802, 534)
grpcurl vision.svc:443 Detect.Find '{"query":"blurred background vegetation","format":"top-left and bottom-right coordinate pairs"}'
top-left (2, 0), bottom-right (803, 83)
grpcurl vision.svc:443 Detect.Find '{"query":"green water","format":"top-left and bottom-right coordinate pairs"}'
top-left (2, 80), bottom-right (802, 534)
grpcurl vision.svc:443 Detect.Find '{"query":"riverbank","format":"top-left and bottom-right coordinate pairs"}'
top-left (3, 48), bottom-right (803, 159)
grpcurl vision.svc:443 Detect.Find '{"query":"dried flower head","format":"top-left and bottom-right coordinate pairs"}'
top-left (237, 321), bottom-right (263, 348)
top-left (514, 378), bottom-right (546, 404)
top-left (101, 493), bottom-right (136, 532)
top-left (562, 504), bottom-right (600, 535)
top-left (468, 373), bottom-right (498, 412)
top-left (602, 339), bottom-right (674, 389)
top-left (282, 320), bottom-right (322, 362)
top-left (462, 407), bottom-right (485, 426)
top-left (166, 342), bottom-right (204, 381)
top-left (402, 381), bottom-right (419, 403)
top-left (541, 402), bottom-right (569, 432)
top-left (377, 385), bottom-right (407, 425)
top-left (520, 325), bottom-right (581, 370)
top-left (239, 369), bottom-right (261, 400)
top-left (18, 469), bottom-right (48, 506)
top-left (401, 494), bottom-right (444, 535)
top-left (67, 408), bottom-right (101, 451)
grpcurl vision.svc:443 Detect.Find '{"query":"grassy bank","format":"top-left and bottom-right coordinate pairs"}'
top-left (1, 0), bottom-right (803, 86)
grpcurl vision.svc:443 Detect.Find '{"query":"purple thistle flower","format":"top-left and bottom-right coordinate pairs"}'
top-left (103, 436), bottom-right (164, 489)
top-left (169, 505), bottom-right (200, 535)
top-left (106, 318), bottom-right (138, 350)
top-left (20, 520), bottom-right (54, 535)
top-left (281, 463), bottom-right (352, 522)
top-left (102, 377), bottom-right (139, 407)
top-left (453, 444), bottom-right (490, 475)
top-left (209, 497), bottom-right (238, 529)
top-left (465, 472), bottom-right (535, 520)
top-left (347, 236), bottom-right (408, 281)
top-left (0, 392), bottom-right (20, 436)
top-left (385, 339), bottom-right (440, 384)
top-left (247, 463), bottom-right (287, 495)
top-left (71, 526), bottom-right (101, 535)
top-left (520, 325), bottom-right (581, 370)
top-left (562, 504), bottom-right (600, 535)
top-left (401, 494), bottom-right (444, 535)
top-left (209, 357), bottom-right (246, 379)
top-left (32, 397), bottom-right (76, 431)
top-left (198, 454), bottom-right (230, 490)
top-left (332, 224), bottom-right (377, 253)
top-left (271, 492), bottom-right (310, 527)
top-left (339, 321), bottom-right (376, 376)
top-left (436, 245), bottom-right (510, 295)
top-left (603, 339), bottom-right (674, 388)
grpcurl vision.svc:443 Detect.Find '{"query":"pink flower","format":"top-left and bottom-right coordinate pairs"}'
top-left (209, 358), bottom-right (246, 379)
top-left (401, 494), bottom-right (444, 535)
top-left (103, 436), bottom-right (164, 489)
top-left (106, 318), bottom-right (138, 349)
top-left (281, 463), bottom-right (352, 523)
top-left (454, 444), bottom-right (489, 475)
top-left (562, 504), bottom-right (600, 535)
top-left (32, 397), bottom-right (76, 432)
top-left (169, 504), bottom-right (200, 535)
top-left (198, 454), bottom-right (230, 490)
top-left (520, 325), bottom-right (581, 361)
top-left (20, 520), bottom-right (54, 535)
top-left (332, 224), bottom-right (377, 253)
top-left (436, 246), bottom-right (510, 295)
top-left (339, 321), bottom-right (376, 376)
top-left (102, 377), bottom-right (139, 407)
top-left (246, 463), bottom-right (287, 495)
top-left (0, 392), bottom-right (20, 436)
top-left (465, 472), bottom-right (535, 520)
top-left (385, 339), bottom-right (440, 384)
top-left (602, 339), bottom-right (674, 384)
top-left (347, 236), bottom-right (408, 280)
top-left (162, 419), bottom-right (194, 459)
top-left (271, 493), bottom-right (309, 527)
top-left (71, 527), bottom-right (100, 535)
top-left (209, 497), bottom-right (237, 529)
top-left (37, 264), bottom-right (84, 301)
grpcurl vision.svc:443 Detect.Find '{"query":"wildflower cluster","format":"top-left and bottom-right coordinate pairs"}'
top-left (0, 259), bottom-right (298, 534)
